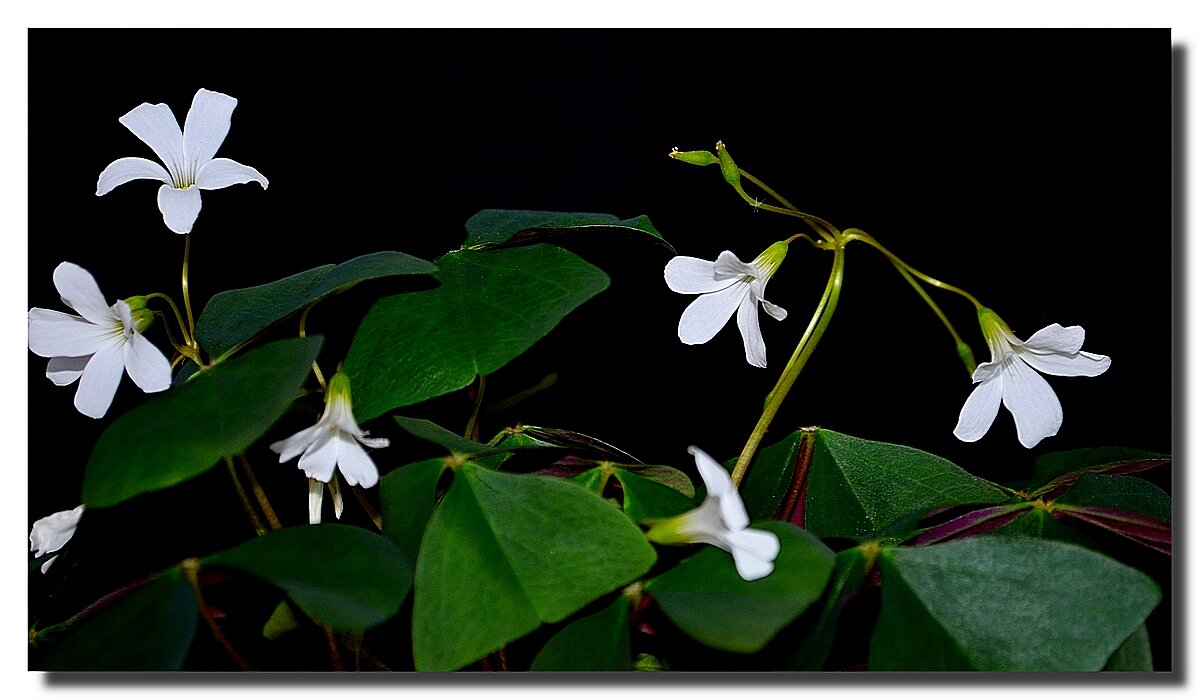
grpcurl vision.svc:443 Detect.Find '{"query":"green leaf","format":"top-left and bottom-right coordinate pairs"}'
top-left (529, 596), bottom-right (632, 671)
top-left (344, 245), bottom-right (609, 420)
top-left (38, 568), bottom-right (197, 671)
top-left (805, 429), bottom-right (1008, 539)
top-left (623, 464), bottom-right (695, 499)
top-left (393, 416), bottom-right (502, 456)
top-left (646, 522), bottom-right (835, 654)
top-left (739, 429), bottom-right (810, 521)
top-left (1030, 447), bottom-right (1169, 488)
top-left (412, 463), bottom-right (656, 671)
top-left (614, 469), bottom-right (695, 521)
top-left (993, 509), bottom-right (1099, 548)
top-left (1057, 474), bottom-right (1172, 521)
top-left (380, 459), bottom-right (446, 560)
top-left (463, 209), bottom-right (672, 251)
top-left (82, 337), bottom-right (322, 508)
top-left (1104, 624), bottom-right (1154, 671)
top-left (788, 548), bottom-right (870, 670)
top-left (206, 524), bottom-right (413, 634)
top-left (869, 537), bottom-right (1161, 670)
top-left (195, 252), bottom-right (435, 360)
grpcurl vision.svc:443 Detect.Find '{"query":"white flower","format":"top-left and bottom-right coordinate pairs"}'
top-left (665, 242), bottom-right (789, 368)
top-left (645, 446), bottom-right (781, 581)
top-left (28, 262), bottom-right (171, 419)
top-left (97, 88), bottom-right (268, 234)
top-left (954, 308), bottom-right (1111, 449)
top-left (30, 505), bottom-right (85, 574)
top-left (270, 372), bottom-right (388, 523)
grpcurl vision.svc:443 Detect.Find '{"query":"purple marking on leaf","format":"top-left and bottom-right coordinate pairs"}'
top-left (907, 503), bottom-right (1032, 546)
top-left (1056, 505), bottom-right (1172, 554)
top-left (1033, 458), bottom-right (1171, 498)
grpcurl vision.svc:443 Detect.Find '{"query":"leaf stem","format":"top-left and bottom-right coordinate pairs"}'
top-left (182, 558), bottom-right (253, 671)
top-left (181, 233), bottom-right (198, 347)
top-left (224, 456), bottom-right (267, 536)
top-left (298, 302), bottom-right (327, 389)
top-left (237, 454), bottom-right (282, 531)
top-left (465, 374), bottom-right (486, 440)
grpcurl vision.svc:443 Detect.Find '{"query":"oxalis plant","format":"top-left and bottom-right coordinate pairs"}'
top-left (27, 88), bottom-right (1169, 673)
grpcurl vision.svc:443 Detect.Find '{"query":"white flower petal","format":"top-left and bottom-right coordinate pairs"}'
top-left (53, 262), bottom-right (115, 326)
top-left (725, 528), bottom-right (780, 581)
top-left (953, 373), bottom-right (1004, 442)
top-left (336, 437), bottom-right (380, 488)
top-left (271, 424), bottom-right (324, 463)
top-left (39, 556), bottom-right (60, 575)
top-left (736, 293), bottom-right (768, 368)
top-left (970, 357), bottom-right (1004, 383)
top-left (1020, 349), bottom-right (1111, 378)
top-left (1021, 323), bottom-right (1085, 355)
top-left (670, 498), bottom-right (729, 549)
top-left (760, 298), bottom-right (788, 321)
top-left (96, 157), bottom-right (172, 196)
top-left (28, 308), bottom-right (111, 357)
top-left (308, 479), bottom-right (324, 525)
top-left (678, 282), bottom-right (748, 345)
top-left (1002, 359), bottom-right (1064, 449)
top-left (713, 250), bottom-right (759, 280)
top-left (664, 256), bottom-right (733, 294)
top-left (689, 446), bottom-right (733, 498)
top-left (329, 478), bottom-right (344, 520)
top-left (182, 89), bottom-right (237, 178)
top-left (30, 505), bottom-right (85, 558)
top-left (123, 333), bottom-right (171, 393)
top-left (119, 101), bottom-right (185, 181)
top-left (46, 356), bottom-right (88, 386)
top-left (196, 158), bottom-right (269, 191)
top-left (74, 341), bottom-right (126, 419)
top-left (298, 432), bottom-right (340, 483)
top-left (359, 434), bottom-right (390, 449)
top-left (157, 184), bottom-right (203, 234)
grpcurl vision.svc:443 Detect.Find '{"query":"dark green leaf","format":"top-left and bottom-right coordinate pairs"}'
top-left (196, 252), bottom-right (435, 360)
top-left (529, 596), bottom-right (632, 671)
top-left (646, 522), bottom-right (835, 654)
top-left (739, 429), bottom-right (811, 521)
top-left (1104, 624), bottom-right (1154, 671)
top-left (1030, 447), bottom-right (1169, 489)
top-left (571, 468), bottom-right (609, 495)
top-left (614, 469), bottom-right (695, 521)
top-left (869, 537), bottom-right (1161, 670)
top-left (788, 548), bottom-right (869, 670)
top-left (623, 464), bottom-right (695, 499)
top-left (206, 524), bottom-right (413, 634)
top-left (380, 459), bottom-right (446, 560)
top-left (83, 337), bottom-right (322, 508)
top-left (993, 509), bottom-right (1099, 548)
top-left (344, 245), bottom-right (608, 420)
top-left (463, 209), bottom-right (672, 251)
top-left (412, 463), bottom-right (656, 671)
top-left (38, 568), bottom-right (197, 671)
top-left (393, 416), bottom-right (501, 456)
top-left (805, 429), bottom-right (1008, 538)
top-left (1057, 474), bottom-right (1172, 521)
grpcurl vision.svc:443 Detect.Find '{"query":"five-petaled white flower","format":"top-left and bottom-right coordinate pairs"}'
top-left (270, 372), bottom-right (388, 524)
top-left (665, 242), bottom-right (789, 368)
top-left (30, 505), bottom-right (85, 574)
top-left (28, 262), bottom-right (171, 419)
top-left (97, 88), bottom-right (268, 234)
top-left (954, 308), bottom-right (1111, 449)
top-left (645, 446), bottom-right (781, 581)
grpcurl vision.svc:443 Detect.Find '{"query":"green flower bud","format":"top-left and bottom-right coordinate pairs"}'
top-left (716, 140), bottom-right (742, 188)
top-left (668, 147), bottom-right (718, 166)
top-left (122, 296), bottom-right (155, 333)
top-left (956, 340), bottom-right (977, 376)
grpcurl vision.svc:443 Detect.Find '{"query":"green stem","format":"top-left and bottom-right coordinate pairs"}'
top-left (237, 454), bottom-right (282, 531)
top-left (297, 302), bottom-right (327, 389)
top-left (729, 176), bottom-right (839, 242)
top-left (731, 243), bottom-right (846, 486)
top-left (465, 374), bottom-right (486, 440)
top-left (843, 228), bottom-right (983, 309)
top-left (225, 456), bottom-right (267, 536)
top-left (181, 234), bottom-right (197, 347)
top-left (145, 292), bottom-right (192, 348)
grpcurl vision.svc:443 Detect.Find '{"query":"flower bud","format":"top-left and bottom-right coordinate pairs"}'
top-left (668, 147), bottom-right (718, 166)
top-left (715, 140), bottom-right (742, 188)
top-left (122, 296), bottom-right (155, 333)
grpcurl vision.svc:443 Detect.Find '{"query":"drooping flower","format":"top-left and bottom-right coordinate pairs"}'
top-left (665, 242), bottom-right (789, 368)
top-left (28, 262), bottom-right (171, 419)
top-left (97, 88), bottom-right (268, 234)
top-left (30, 505), bottom-right (85, 574)
top-left (645, 446), bottom-right (781, 581)
top-left (270, 372), bottom-right (388, 524)
top-left (954, 308), bottom-right (1111, 449)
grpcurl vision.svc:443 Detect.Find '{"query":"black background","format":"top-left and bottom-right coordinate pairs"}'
top-left (28, 30), bottom-right (1173, 667)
